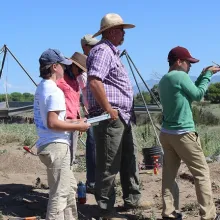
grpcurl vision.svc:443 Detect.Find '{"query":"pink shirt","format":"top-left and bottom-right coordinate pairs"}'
top-left (57, 74), bottom-right (80, 119)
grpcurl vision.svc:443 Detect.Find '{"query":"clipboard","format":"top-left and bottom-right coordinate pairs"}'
top-left (86, 114), bottom-right (111, 126)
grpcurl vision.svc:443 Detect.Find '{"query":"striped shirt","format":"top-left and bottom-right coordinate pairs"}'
top-left (87, 39), bottom-right (134, 124)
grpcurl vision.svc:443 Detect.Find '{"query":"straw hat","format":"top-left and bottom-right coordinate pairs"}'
top-left (93, 13), bottom-right (135, 37)
top-left (70, 52), bottom-right (87, 72)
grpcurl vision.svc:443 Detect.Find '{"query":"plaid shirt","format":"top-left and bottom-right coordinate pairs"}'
top-left (87, 40), bottom-right (134, 124)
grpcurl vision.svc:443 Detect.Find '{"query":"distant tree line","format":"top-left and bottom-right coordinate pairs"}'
top-left (134, 82), bottom-right (220, 105)
top-left (0, 92), bottom-right (34, 102)
top-left (134, 84), bottom-right (160, 105)
top-left (1, 82), bottom-right (220, 104)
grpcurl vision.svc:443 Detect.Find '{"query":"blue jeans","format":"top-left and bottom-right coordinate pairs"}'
top-left (86, 127), bottom-right (96, 183)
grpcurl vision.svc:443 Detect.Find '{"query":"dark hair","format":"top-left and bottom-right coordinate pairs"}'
top-left (65, 65), bottom-right (75, 79)
top-left (39, 64), bottom-right (52, 79)
top-left (168, 59), bottom-right (177, 67)
top-left (77, 65), bottom-right (84, 74)
top-left (85, 44), bottom-right (95, 49)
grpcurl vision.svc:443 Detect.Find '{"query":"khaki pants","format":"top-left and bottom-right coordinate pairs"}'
top-left (70, 131), bottom-right (79, 164)
top-left (38, 142), bottom-right (78, 220)
top-left (160, 132), bottom-right (216, 220)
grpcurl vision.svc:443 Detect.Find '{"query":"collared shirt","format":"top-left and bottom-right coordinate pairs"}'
top-left (77, 72), bottom-right (88, 109)
top-left (87, 39), bottom-right (134, 124)
top-left (56, 74), bottom-right (80, 119)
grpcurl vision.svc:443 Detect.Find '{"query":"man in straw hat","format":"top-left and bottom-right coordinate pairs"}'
top-left (87, 13), bottom-right (150, 219)
top-left (77, 34), bottom-right (100, 194)
top-left (34, 49), bottom-right (90, 220)
top-left (159, 46), bottom-right (220, 220)
top-left (57, 52), bottom-right (88, 165)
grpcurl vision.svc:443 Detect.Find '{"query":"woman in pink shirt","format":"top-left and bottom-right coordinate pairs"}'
top-left (57, 52), bottom-right (87, 164)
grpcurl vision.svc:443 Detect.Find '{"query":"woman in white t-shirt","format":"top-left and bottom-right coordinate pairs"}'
top-left (34, 48), bottom-right (90, 220)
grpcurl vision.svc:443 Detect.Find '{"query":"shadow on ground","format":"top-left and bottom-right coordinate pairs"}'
top-left (0, 183), bottom-right (48, 219)
top-left (0, 184), bottom-right (161, 220)
top-left (78, 204), bottom-right (157, 220)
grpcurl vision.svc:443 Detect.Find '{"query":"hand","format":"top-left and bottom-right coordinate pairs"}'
top-left (108, 108), bottom-right (118, 121)
top-left (77, 121), bottom-right (91, 132)
top-left (202, 66), bottom-right (220, 74)
top-left (78, 117), bottom-right (88, 122)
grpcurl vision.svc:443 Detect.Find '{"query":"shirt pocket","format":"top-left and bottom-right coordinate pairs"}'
top-left (111, 59), bottom-right (125, 78)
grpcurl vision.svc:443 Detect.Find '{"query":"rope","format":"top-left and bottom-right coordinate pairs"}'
top-left (4, 55), bottom-right (9, 108)
top-left (0, 46), bottom-right (4, 54)
top-left (124, 51), bottom-right (161, 147)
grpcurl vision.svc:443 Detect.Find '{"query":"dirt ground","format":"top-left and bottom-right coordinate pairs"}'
top-left (0, 143), bottom-right (220, 220)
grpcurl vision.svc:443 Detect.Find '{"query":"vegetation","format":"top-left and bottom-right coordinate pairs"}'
top-left (1, 82), bottom-right (220, 104)
top-left (134, 82), bottom-right (220, 105)
top-left (0, 104), bottom-right (220, 157)
top-left (150, 84), bottom-right (160, 103)
top-left (0, 92), bottom-right (34, 102)
top-left (134, 100), bottom-right (220, 157)
top-left (0, 89), bottom-right (220, 158)
top-left (134, 91), bottom-right (151, 105)
top-left (206, 83), bottom-right (220, 103)
top-left (192, 105), bottom-right (220, 125)
top-left (134, 123), bottom-right (159, 150)
top-left (0, 123), bottom-right (37, 146)
top-left (134, 84), bottom-right (160, 105)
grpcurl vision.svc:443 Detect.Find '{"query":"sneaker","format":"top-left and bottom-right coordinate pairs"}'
top-left (86, 182), bottom-right (95, 194)
top-left (123, 199), bottom-right (153, 210)
top-left (98, 209), bottom-right (127, 220)
top-left (162, 212), bottom-right (182, 219)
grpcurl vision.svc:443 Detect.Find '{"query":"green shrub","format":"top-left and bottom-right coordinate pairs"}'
top-left (133, 123), bottom-right (159, 150)
top-left (197, 126), bottom-right (220, 156)
top-left (0, 123), bottom-right (37, 146)
top-left (192, 106), bottom-right (220, 125)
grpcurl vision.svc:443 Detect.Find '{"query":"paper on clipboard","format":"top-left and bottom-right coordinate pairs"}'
top-left (86, 114), bottom-right (111, 126)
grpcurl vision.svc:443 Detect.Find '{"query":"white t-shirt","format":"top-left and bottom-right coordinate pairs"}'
top-left (77, 72), bottom-right (88, 109)
top-left (34, 79), bottom-right (70, 148)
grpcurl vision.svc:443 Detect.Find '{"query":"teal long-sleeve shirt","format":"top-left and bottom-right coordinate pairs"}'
top-left (159, 70), bottom-right (212, 131)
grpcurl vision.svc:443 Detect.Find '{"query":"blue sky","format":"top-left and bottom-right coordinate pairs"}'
top-left (0, 0), bottom-right (220, 94)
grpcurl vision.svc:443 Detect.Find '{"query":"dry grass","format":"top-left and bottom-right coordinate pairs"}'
top-left (0, 123), bottom-right (37, 146)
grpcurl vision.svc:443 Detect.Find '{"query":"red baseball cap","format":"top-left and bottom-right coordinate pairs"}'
top-left (168, 46), bottom-right (199, 63)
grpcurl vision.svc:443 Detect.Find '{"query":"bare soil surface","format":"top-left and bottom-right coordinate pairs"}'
top-left (0, 143), bottom-right (220, 220)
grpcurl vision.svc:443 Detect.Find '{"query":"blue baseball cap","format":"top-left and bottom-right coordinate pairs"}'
top-left (39, 49), bottom-right (72, 66)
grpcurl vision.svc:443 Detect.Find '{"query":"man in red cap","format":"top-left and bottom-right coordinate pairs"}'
top-left (159, 46), bottom-right (220, 220)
